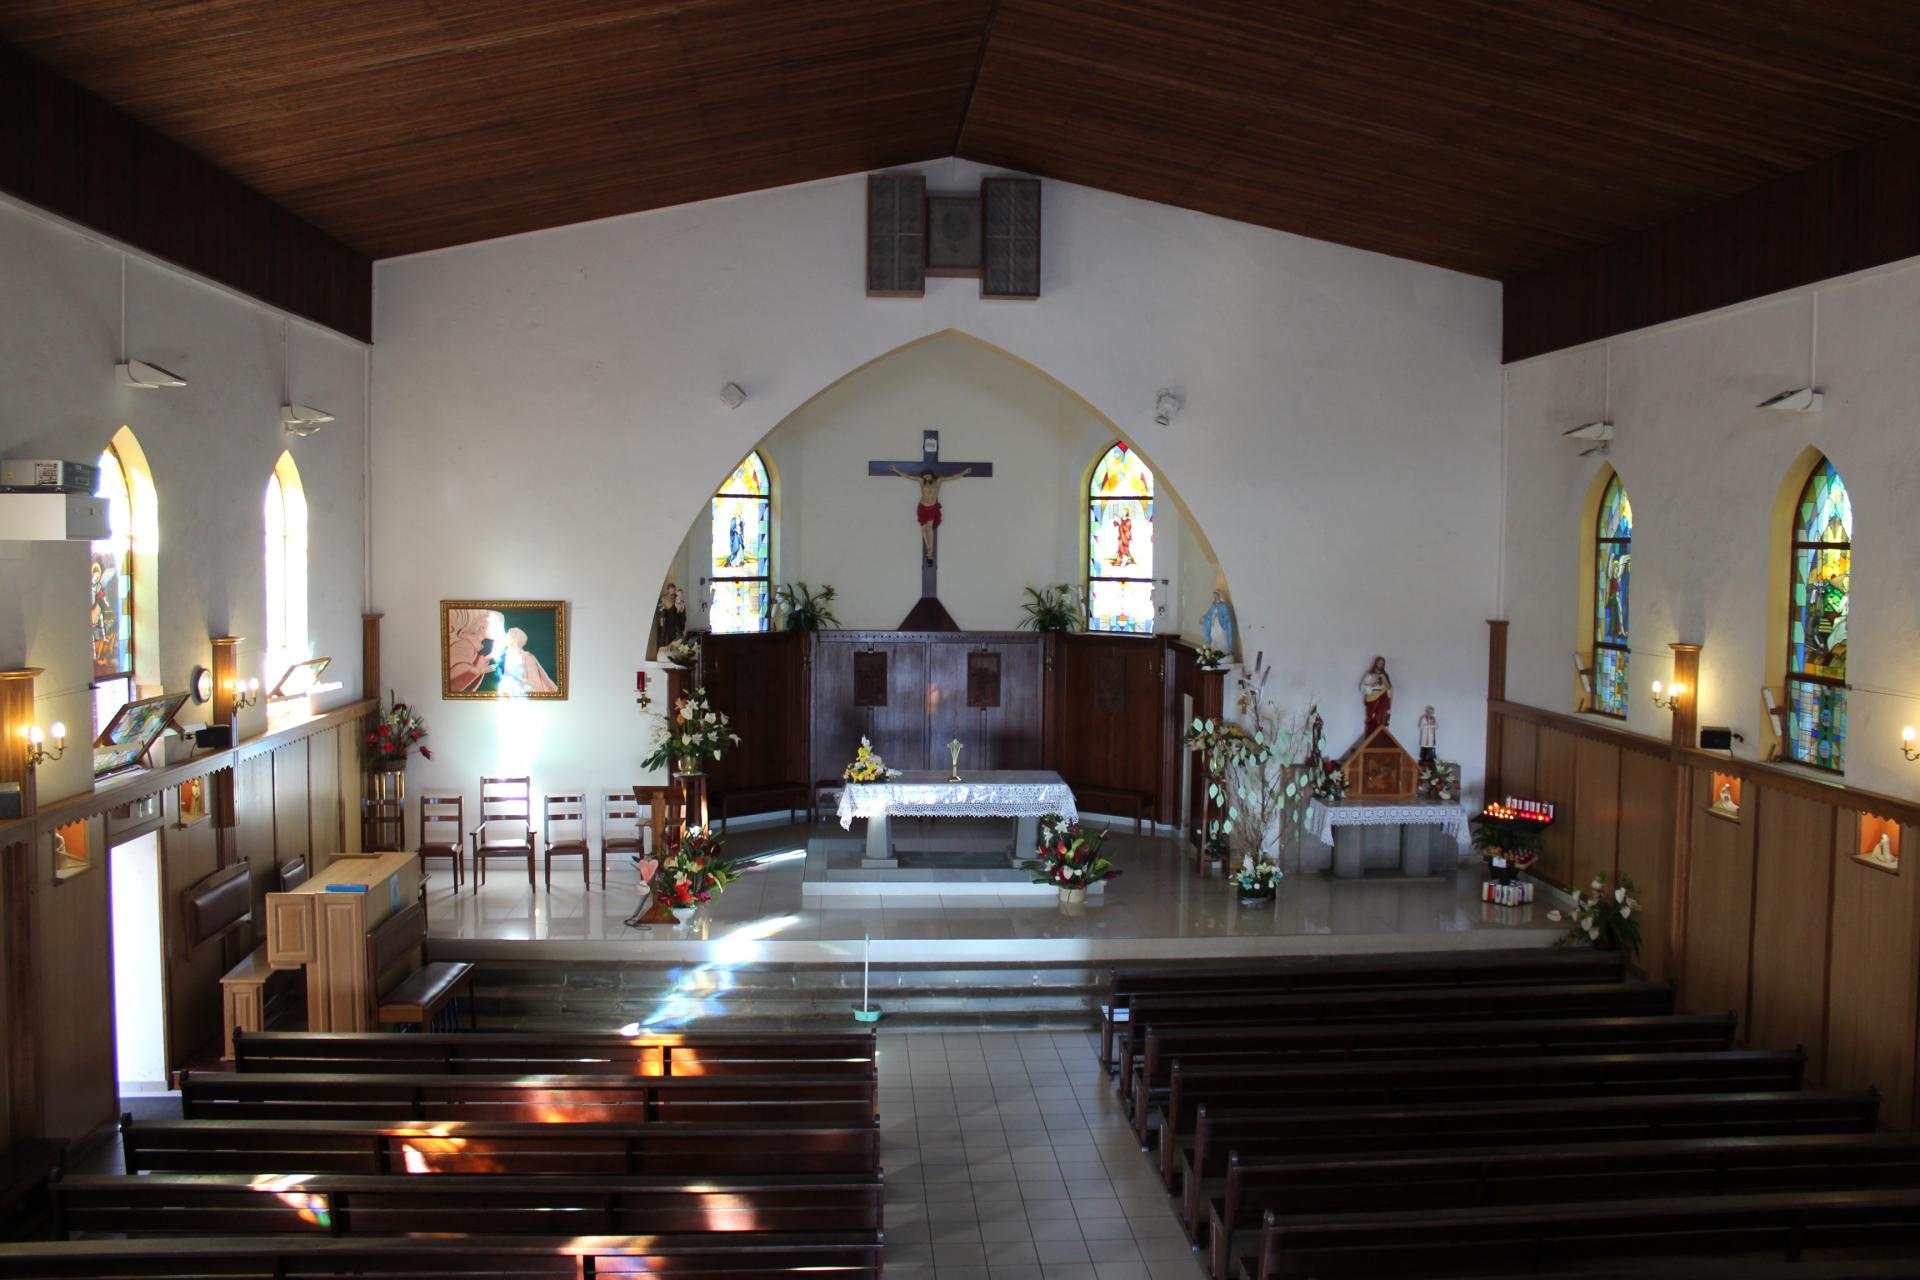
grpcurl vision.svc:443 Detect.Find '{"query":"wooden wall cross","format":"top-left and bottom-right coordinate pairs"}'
top-left (868, 430), bottom-right (992, 629)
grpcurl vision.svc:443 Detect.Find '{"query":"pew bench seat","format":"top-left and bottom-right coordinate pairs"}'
top-left (376, 961), bottom-right (476, 1031)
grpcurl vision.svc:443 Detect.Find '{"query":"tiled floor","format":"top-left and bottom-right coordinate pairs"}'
top-left (426, 819), bottom-right (1563, 960)
top-left (878, 1029), bottom-right (1201, 1280)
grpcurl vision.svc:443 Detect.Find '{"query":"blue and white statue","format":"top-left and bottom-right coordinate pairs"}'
top-left (1201, 590), bottom-right (1236, 657)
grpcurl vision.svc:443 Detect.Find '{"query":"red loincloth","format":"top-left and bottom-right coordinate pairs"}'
top-left (917, 502), bottom-right (941, 527)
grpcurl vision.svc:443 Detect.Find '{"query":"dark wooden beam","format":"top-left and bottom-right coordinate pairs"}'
top-left (1505, 125), bottom-right (1920, 363)
top-left (0, 42), bottom-right (371, 342)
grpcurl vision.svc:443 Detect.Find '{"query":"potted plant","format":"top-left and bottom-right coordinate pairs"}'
top-left (1311, 759), bottom-right (1347, 803)
top-left (1470, 802), bottom-right (1546, 883)
top-left (1022, 816), bottom-right (1118, 904)
top-left (777, 581), bottom-right (840, 632)
top-left (1183, 659), bottom-right (1316, 888)
top-left (1017, 584), bottom-right (1082, 633)
top-left (642, 687), bottom-right (741, 776)
top-left (843, 737), bottom-right (901, 783)
top-left (1560, 873), bottom-right (1642, 955)
top-left (1231, 854), bottom-right (1282, 906)
top-left (363, 692), bottom-right (431, 800)
top-left (661, 636), bottom-right (700, 667)
top-left (650, 824), bottom-right (740, 924)
top-left (1195, 645), bottom-right (1227, 671)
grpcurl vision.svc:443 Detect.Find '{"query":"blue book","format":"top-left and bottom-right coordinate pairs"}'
top-left (326, 884), bottom-right (369, 893)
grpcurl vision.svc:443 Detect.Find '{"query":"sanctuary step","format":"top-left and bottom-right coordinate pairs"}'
top-left (466, 959), bottom-right (1107, 1033)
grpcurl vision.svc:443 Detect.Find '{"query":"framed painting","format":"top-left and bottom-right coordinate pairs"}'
top-left (441, 600), bottom-right (569, 700)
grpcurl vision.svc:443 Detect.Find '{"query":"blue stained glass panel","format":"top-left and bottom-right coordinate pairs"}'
top-left (1787, 680), bottom-right (1847, 771)
top-left (90, 448), bottom-right (132, 681)
top-left (1589, 474), bottom-right (1631, 716)
top-left (1595, 647), bottom-right (1629, 718)
top-left (710, 451), bottom-right (771, 633)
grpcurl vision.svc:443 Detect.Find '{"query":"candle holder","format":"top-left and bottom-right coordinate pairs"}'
top-left (232, 678), bottom-right (261, 711)
top-left (946, 738), bottom-right (964, 783)
top-left (24, 722), bottom-right (66, 770)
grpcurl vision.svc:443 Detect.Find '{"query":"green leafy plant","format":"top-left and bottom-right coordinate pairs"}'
top-left (1018, 584), bottom-right (1082, 633)
top-left (1183, 661), bottom-right (1315, 870)
top-left (1558, 873), bottom-right (1643, 956)
top-left (777, 582), bottom-right (840, 632)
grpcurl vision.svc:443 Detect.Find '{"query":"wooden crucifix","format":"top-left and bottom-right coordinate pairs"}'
top-left (869, 430), bottom-right (992, 630)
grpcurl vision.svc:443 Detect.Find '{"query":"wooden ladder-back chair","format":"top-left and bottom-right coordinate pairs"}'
top-left (470, 777), bottom-right (535, 891)
top-left (543, 792), bottom-right (591, 890)
top-left (603, 791), bottom-right (647, 889)
top-left (417, 793), bottom-right (465, 891)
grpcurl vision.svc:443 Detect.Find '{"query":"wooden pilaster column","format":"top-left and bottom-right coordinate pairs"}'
top-left (209, 637), bottom-right (241, 829)
top-left (1484, 621), bottom-right (1509, 802)
top-left (1668, 643), bottom-right (1702, 750)
top-left (1666, 641), bottom-right (1703, 992)
top-left (362, 614), bottom-right (384, 702)
top-left (0, 669), bottom-right (41, 1140)
top-left (0, 669), bottom-right (44, 817)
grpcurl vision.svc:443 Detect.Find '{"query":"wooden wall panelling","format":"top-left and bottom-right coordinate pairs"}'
top-left (160, 814), bottom-right (223, 1071)
top-left (271, 741), bottom-right (311, 874)
top-left (813, 636), bottom-right (930, 774)
top-left (35, 816), bottom-right (115, 1143)
top-left (1746, 785), bottom-right (1838, 1080)
top-left (1046, 635), bottom-right (1165, 816)
top-left (340, 727), bottom-right (364, 855)
top-left (1531, 728), bottom-right (1579, 888)
top-left (232, 753), bottom-right (277, 952)
top-left (926, 638), bottom-right (1043, 773)
top-left (1825, 814), bottom-right (1920, 1130)
top-left (1682, 767), bottom-right (1757, 1031)
top-left (1570, 736), bottom-right (1622, 892)
top-left (1497, 716), bottom-right (1537, 807)
top-left (307, 725), bottom-right (342, 857)
top-left (699, 632), bottom-right (810, 812)
top-left (1615, 746), bottom-right (1676, 983)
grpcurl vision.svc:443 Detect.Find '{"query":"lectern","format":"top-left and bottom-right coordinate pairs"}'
top-left (264, 851), bottom-right (421, 1031)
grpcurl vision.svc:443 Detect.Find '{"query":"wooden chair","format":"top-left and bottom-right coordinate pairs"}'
top-left (276, 857), bottom-right (309, 892)
top-left (361, 795), bottom-right (405, 852)
top-left (603, 791), bottom-right (647, 888)
top-left (542, 792), bottom-right (591, 890)
top-left (470, 776), bottom-right (535, 891)
top-left (417, 793), bottom-right (464, 891)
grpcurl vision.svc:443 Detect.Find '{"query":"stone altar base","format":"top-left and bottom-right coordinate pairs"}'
top-left (804, 828), bottom-right (1105, 901)
top-left (1330, 822), bottom-right (1455, 879)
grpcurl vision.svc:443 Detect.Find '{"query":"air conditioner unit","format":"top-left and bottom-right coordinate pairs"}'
top-left (0, 492), bottom-right (109, 541)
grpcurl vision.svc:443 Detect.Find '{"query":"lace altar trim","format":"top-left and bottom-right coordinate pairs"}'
top-left (1308, 800), bottom-right (1466, 843)
top-left (837, 773), bottom-right (1079, 830)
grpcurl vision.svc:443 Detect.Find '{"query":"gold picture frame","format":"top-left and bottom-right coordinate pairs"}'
top-left (440, 600), bottom-right (569, 701)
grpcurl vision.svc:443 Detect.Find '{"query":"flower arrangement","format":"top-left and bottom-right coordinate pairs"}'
top-left (777, 581), bottom-right (840, 632)
top-left (843, 737), bottom-right (901, 783)
top-left (1195, 645), bottom-right (1227, 670)
top-left (1311, 759), bottom-right (1347, 803)
top-left (661, 636), bottom-right (700, 666)
top-left (1232, 854), bottom-right (1282, 899)
top-left (1021, 818), bottom-right (1119, 888)
top-left (1183, 660), bottom-right (1316, 869)
top-left (642, 688), bottom-right (741, 773)
top-left (1559, 873), bottom-right (1642, 956)
top-left (650, 824), bottom-right (740, 908)
top-left (1418, 760), bottom-right (1459, 803)
top-left (1017, 584), bottom-right (1082, 633)
top-left (364, 692), bottom-right (431, 770)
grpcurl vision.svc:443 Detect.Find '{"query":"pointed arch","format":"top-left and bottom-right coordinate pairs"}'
top-left (90, 427), bottom-right (156, 739)
top-left (1086, 441), bottom-right (1156, 633)
top-left (264, 451), bottom-right (309, 686)
top-left (1782, 453), bottom-right (1851, 771)
top-left (1586, 468), bottom-right (1632, 717)
top-left (710, 450), bottom-right (772, 633)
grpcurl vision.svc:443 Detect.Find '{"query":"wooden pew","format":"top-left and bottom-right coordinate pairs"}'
top-left (234, 1029), bottom-right (879, 1076)
top-left (53, 1171), bottom-right (884, 1239)
top-left (1176, 1088), bottom-right (1884, 1233)
top-left (122, 1116), bottom-right (881, 1175)
top-left (1099, 950), bottom-right (1626, 1070)
top-left (1156, 1049), bottom-right (1806, 1184)
top-left (1206, 1132), bottom-right (1920, 1280)
top-left (180, 1070), bottom-right (878, 1125)
top-left (1114, 981), bottom-right (1676, 1080)
top-left (1238, 1187), bottom-right (1920, 1280)
top-left (0, 1231), bottom-right (886, 1279)
top-left (1128, 1012), bottom-right (1737, 1133)
top-left (365, 901), bottom-right (475, 1031)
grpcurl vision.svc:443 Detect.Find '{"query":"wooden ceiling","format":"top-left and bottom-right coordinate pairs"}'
top-left (6, 0), bottom-right (1920, 277)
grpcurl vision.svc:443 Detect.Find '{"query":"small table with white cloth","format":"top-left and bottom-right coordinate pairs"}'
top-left (1308, 798), bottom-right (1466, 878)
top-left (837, 770), bottom-right (1079, 867)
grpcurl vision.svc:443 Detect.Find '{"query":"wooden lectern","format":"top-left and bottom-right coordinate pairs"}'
top-left (264, 851), bottom-right (421, 1031)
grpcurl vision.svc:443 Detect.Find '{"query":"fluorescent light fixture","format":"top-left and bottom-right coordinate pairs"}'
top-left (280, 403), bottom-right (334, 436)
top-left (1757, 386), bottom-right (1822, 413)
top-left (116, 359), bottom-right (187, 389)
top-left (1562, 420), bottom-right (1612, 458)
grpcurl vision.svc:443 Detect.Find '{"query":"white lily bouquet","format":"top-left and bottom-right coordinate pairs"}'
top-left (1560, 873), bottom-right (1642, 956)
top-left (1231, 854), bottom-right (1282, 898)
top-left (642, 687), bottom-right (741, 773)
top-left (844, 737), bottom-right (901, 783)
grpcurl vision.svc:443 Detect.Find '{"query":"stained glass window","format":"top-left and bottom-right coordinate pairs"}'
top-left (264, 452), bottom-right (310, 691)
top-left (1786, 458), bottom-right (1850, 770)
top-left (1087, 442), bottom-right (1155, 634)
top-left (90, 446), bottom-right (135, 737)
top-left (1590, 473), bottom-right (1632, 717)
top-left (711, 452), bottom-right (771, 634)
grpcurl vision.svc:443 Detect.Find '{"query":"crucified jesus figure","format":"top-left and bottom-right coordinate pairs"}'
top-left (891, 466), bottom-right (971, 564)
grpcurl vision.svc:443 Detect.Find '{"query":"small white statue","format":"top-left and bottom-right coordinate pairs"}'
top-left (1711, 782), bottom-right (1739, 814)
top-left (1417, 706), bottom-right (1437, 759)
top-left (1864, 832), bottom-right (1898, 867)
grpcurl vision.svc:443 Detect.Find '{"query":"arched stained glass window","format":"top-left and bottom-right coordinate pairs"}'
top-left (90, 445), bottom-right (135, 732)
top-left (711, 452), bottom-right (771, 634)
top-left (1591, 474), bottom-right (1632, 717)
top-left (1087, 442), bottom-right (1155, 634)
top-left (1786, 457), bottom-right (1851, 770)
top-left (264, 452), bottom-right (310, 688)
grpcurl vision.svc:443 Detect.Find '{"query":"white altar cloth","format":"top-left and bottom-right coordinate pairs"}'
top-left (838, 770), bottom-right (1079, 829)
top-left (1308, 798), bottom-right (1466, 845)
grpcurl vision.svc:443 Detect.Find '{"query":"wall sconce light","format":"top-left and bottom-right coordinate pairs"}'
top-left (1903, 726), bottom-right (1918, 762)
top-left (1650, 679), bottom-right (1684, 712)
top-left (24, 722), bottom-right (66, 770)
top-left (231, 678), bottom-right (261, 712)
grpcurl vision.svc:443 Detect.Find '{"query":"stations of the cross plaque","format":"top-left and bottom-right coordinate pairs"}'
top-left (868, 430), bottom-right (992, 630)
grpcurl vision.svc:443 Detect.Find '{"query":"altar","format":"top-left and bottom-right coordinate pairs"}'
top-left (809, 769), bottom-right (1088, 899)
top-left (1309, 798), bottom-right (1465, 879)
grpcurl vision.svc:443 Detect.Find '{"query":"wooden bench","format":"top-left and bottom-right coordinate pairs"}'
top-left (1156, 1048), bottom-right (1807, 1184)
top-left (233, 1029), bottom-right (878, 1076)
top-left (1206, 1132), bottom-right (1920, 1280)
top-left (1099, 950), bottom-right (1626, 1070)
top-left (122, 1116), bottom-right (880, 1176)
top-left (718, 782), bottom-right (811, 832)
top-left (1072, 785), bottom-right (1151, 834)
top-left (218, 944), bottom-right (301, 1062)
top-left (1116, 980), bottom-right (1678, 1083)
top-left (53, 1171), bottom-right (884, 1240)
top-left (1176, 1088), bottom-right (1885, 1235)
top-left (0, 1140), bottom-right (64, 1243)
top-left (365, 900), bottom-right (475, 1031)
top-left (1127, 1012), bottom-right (1738, 1133)
top-left (180, 1069), bottom-right (879, 1125)
top-left (0, 1231), bottom-right (886, 1279)
top-left (1238, 1187), bottom-right (1920, 1280)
